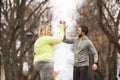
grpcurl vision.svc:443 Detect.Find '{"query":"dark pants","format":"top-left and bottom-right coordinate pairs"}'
top-left (73, 66), bottom-right (88, 80)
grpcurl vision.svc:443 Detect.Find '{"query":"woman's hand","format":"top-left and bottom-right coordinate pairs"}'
top-left (59, 20), bottom-right (67, 32)
top-left (53, 71), bottom-right (59, 77)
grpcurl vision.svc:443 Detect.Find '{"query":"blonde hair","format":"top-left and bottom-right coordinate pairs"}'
top-left (38, 25), bottom-right (51, 37)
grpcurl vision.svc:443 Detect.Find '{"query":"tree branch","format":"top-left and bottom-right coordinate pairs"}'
top-left (116, 10), bottom-right (120, 27)
top-left (17, 39), bottom-right (36, 61)
top-left (24, 0), bottom-right (48, 24)
top-left (102, 10), bottom-right (114, 34)
top-left (8, 0), bottom-right (12, 10)
top-left (97, 0), bottom-right (120, 52)
top-left (102, 1), bottom-right (116, 25)
top-left (25, 0), bottom-right (34, 9)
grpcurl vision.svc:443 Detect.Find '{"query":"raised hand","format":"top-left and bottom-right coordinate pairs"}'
top-left (59, 20), bottom-right (67, 32)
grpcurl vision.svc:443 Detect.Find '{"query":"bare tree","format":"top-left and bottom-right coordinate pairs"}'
top-left (97, 0), bottom-right (120, 80)
top-left (97, 0), bottom-right (120, 52)
top-left (0, 0), bottom-right (52, 80)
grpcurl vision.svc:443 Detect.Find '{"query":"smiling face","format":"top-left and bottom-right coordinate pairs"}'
top-left (76, 27), bottom-right (82, 37)
top-left (76, 26), bottom-right (88, 37)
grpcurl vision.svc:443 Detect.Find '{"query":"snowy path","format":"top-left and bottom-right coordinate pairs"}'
top-left (54, 42), bottom-right (74, 80)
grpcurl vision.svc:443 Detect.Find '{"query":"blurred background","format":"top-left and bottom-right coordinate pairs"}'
top-left (0, 0), bottom-right (120, 80)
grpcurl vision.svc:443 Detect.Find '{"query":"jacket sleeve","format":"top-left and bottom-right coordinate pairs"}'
top-left (42, 24), bottom-right (65, 45)
top-left (88, 41), bottom-right (98, 63)
top-left (63, 34), bottom-right (77, 44)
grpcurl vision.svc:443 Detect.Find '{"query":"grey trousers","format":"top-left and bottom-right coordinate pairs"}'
top-left (34, 60), bottom-right (55, 80)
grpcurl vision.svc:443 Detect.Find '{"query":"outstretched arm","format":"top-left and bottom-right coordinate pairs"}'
top-left (44, 21), bottom-right (65, 45)
top-left (62, 21), bottom-right (75, 44)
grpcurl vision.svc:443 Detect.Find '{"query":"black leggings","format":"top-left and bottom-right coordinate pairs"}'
top-left (73, 66), bottom-right (88, 80)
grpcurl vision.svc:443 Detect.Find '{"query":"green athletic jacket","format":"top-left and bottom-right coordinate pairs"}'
top-left (34, 24), bottom-right (64, 61)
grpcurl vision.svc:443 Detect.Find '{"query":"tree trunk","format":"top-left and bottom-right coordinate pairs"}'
top-left (108, 46), bottom-right (117, 80)
top-left (3, 54), bottom-right (13, 80)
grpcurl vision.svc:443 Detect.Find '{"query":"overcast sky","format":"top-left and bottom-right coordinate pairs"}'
top-left (50, 0), bottom-right (84, 35)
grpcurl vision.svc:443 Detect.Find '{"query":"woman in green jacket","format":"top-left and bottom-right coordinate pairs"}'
top-left (34, 21), bottom-right (65, 80)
